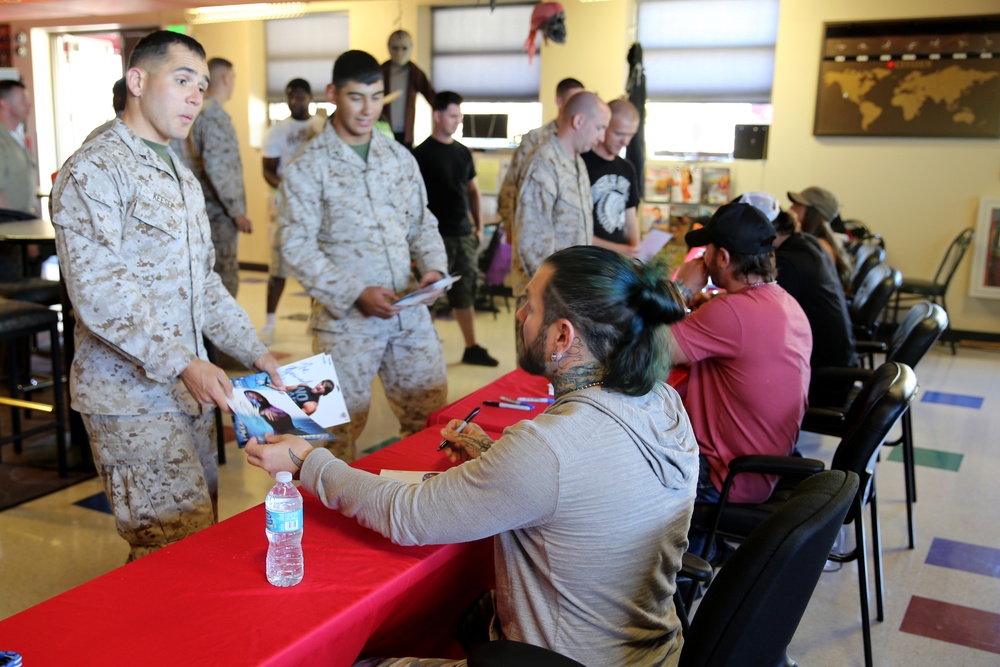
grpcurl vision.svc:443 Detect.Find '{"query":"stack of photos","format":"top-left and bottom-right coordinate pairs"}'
top-left (228, 353), bottom-right (350, 448)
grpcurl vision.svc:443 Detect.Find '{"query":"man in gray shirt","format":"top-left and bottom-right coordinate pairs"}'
top-left (247, 245), bottom-right (697, 666)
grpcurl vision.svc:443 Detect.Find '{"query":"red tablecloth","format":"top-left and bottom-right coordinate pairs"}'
top-left (426, 367), bottom-right (691, 434)
top-left (426, 368), bottom-right (552, 433)
top-left (0, 428), bottom-right (494, 666)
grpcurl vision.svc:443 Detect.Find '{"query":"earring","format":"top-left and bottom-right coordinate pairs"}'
top-left (550, 351), bottom-right (558, 362)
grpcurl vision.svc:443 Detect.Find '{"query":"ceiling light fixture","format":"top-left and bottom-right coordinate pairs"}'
top-left (186, 3), bottom-right (308, 24)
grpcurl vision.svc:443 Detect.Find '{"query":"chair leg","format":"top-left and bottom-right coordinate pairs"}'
top-left (902, 410), bottom-right (916, 549)
top-left (215, 406), bottom-right (226, 465)
top-left (870, 482), bottom-right (885, 623)
top-left (49, 321), bottom-right (68, 477)
top-left (7, 340), bottom-right (23, 451)
top-left (854, 499), bottom-right (875, 667)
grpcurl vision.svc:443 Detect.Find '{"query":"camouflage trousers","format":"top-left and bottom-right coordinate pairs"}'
top-left (209, 214), bottom-right (239, 297)
top-left (82, 411), bottom-right (217, 562)
top-left (314, 321), bottom-right (447, 462)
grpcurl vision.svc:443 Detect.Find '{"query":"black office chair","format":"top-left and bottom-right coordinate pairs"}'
top-left (696, 362), bottom-right (917, 667)
top-left (466, 471), bottom-right (858, 667)
top-left (843, 219), bottom-right (877, 247)
top-left (845, 239), bottom-right (886, 303)
top-left (849, 263), bottom-right (901, 348)
top-left (804, 302), bottom-right (947, 549)
top-left (0, 297), bottom-right (69, 476)
top-left (892, 227), bottom-right (973, 355)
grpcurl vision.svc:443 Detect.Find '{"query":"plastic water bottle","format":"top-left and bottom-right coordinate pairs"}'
top-left (265, 471), bottom-right (303, 587)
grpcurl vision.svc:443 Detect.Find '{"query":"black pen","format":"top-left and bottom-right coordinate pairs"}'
top-left (438, 406), bottom-right (481, 451)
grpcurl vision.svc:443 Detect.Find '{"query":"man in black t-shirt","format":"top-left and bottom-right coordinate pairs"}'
top-left (413, 91), bottom-right (498, 367)
top-left (582, 99), bottom-right (641, 256)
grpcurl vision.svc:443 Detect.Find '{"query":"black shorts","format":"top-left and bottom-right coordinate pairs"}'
top-left (442, 234), bottom-right (479, 309)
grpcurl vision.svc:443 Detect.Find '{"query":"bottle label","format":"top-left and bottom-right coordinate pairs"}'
top-left (266, 508), bottom-right (302, 533)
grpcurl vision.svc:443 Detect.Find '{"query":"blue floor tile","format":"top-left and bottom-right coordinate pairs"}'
top-left (73, 492), bottom-right (111, 514)
top-left (926, 537), bottom-right (1000, 579)
top-left (920, 391), bottom-right (983, 409)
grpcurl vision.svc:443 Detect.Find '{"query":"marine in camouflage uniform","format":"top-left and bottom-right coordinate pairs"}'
top-left (508, 91), bottom-right (609, 356)
top-left (187, 95), bottom-right (247, 296)
top-left (509, 132), bottom-right (594, 299)
top-left (279, 120), bottom-right (449, 461)
top-left (52, 119), bottom-right (270, 561)
top-left (496, 120), bottom-right (555, 233)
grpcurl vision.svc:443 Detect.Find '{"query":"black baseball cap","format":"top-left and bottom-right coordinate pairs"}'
top-left (685, 202), bottom-right (776, 255)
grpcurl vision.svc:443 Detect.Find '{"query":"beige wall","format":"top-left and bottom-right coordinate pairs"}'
top-left (537, 0), bottom-right (632, 119)
top-left (764, 0), bottom-right (1000, 332)
top-left (8, 0), bottom-right (1000, 332)
top-left (189, 21), bottom-right (272, 266)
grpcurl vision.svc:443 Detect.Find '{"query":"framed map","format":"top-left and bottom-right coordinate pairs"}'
top-left (814, 16), bottom-right (1000, 138)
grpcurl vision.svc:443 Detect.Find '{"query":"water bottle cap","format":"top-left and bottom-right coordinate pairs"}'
top-left (276, 471), bottom-right (293, 483)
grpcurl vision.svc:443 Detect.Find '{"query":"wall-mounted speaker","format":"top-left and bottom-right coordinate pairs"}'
top-left (734, 124), bottom-right (769, 160)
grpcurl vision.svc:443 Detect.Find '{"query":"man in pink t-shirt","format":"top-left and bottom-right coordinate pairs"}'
top-left (668, 203), bottom-right (812, 509)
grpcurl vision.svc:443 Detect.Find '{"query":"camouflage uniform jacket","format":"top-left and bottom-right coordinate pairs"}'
top-left (510, 134), bottom-right (593, 297)
top-left (51, 120), bottom-right (268, 415)
top-left (186, 97), bottom-right (247, 221)
top-left (278, 122), bottom-right (448, 334)
top-left (497, 119), bottom-right (556, 229)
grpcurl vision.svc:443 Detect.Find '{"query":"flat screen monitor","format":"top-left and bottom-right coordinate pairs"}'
top-left (462, 114), bottom-right (509, 139)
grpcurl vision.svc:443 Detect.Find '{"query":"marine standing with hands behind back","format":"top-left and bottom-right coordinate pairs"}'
top-left (187, 56), bottom-right (252, 297)
top-left (278, 50), bottom-right (449, 462)
top-left (51, 30), bottom-right (283, 562)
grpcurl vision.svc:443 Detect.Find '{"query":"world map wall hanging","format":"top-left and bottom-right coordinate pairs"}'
top-left (814, 15), bottom-right (1000, 138)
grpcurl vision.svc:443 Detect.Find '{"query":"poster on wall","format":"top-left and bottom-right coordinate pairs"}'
top-left (701, 167), bottom-right (731, 204)
top-left (969, 197), bottom-right (1000, 299)
top-left (814, 15), bottom-right (1000, 138)
top-left (644, 165), bottom-right (673, 202)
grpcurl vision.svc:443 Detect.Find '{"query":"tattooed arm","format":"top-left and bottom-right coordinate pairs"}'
top-left (439, 420), bottom-right (495, 463)
top-left (245, 433), bottom-right (315, 477)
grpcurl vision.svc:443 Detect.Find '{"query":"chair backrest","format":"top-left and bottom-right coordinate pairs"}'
top-left (679, 471), bottom-right (859, 667)
top-left (843, 220), bottom-right (876, 246)
top-left (931, 227), bottom-right (974, 289)
top-left (887, 301), bottom-right (948, 369)
top-left (847, 244), bottom-right (887, 299)
top-left (831, 361), bottom-right (917, 502)
top-left (850, 263), bottom-right (902, 336)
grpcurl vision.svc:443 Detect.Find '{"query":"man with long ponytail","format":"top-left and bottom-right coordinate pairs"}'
top-left (248, 245), bottom-right (699, 667)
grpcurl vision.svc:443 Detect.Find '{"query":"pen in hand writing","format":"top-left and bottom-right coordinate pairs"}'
top-left (438, 406), bottom-right (481, 451)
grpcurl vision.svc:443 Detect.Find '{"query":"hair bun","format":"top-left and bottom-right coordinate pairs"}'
top-left (629, 268), bottom-right (686, 326)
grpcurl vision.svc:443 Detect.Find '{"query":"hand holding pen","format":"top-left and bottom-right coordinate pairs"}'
top-left (438, 407), bottom-right (480, 451)
top-left (438, 409), bottom-right (494, 463)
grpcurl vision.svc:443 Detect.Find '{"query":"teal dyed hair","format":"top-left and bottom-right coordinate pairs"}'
top-left (542, 246), bottom-right (686, 396)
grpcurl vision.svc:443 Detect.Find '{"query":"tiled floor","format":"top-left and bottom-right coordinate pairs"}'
top-left (1, 272), bottom-right (998, 666)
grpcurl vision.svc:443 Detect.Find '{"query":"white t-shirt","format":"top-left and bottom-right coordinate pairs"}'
top-left (262, 117), bottom-right (315, 178)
